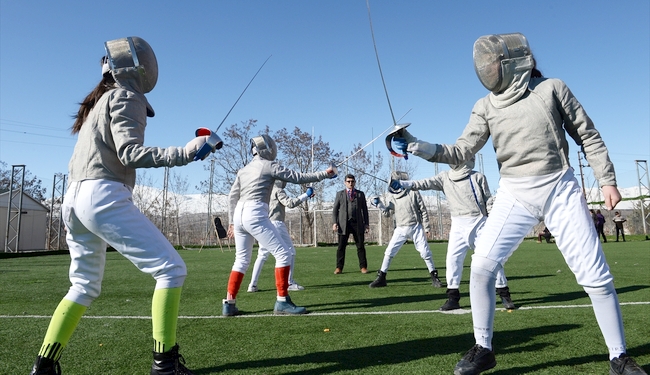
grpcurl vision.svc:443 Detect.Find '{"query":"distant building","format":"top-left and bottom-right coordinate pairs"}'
top-left (0, 191), bottom-right (49, 252)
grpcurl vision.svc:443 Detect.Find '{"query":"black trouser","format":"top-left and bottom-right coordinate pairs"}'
top-left (596, 224), bottom-right (607, 242)
top-left (336, 220), bottom-right (367, 270)
top-left (616, 226), bottom-right (626, 241)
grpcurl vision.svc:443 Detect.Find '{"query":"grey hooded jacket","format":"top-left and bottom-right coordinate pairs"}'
top-left (268, 185), bottom-right (307, 222)
top-left (410, 170), bottom-right (491, 218)
top-left (229, 156), bottom-right (328, 222)
top-left (380, 189), bottom-right (430, 228)
top-left (405, 77), bottom-right (616, 187)
top-left (68, 69), bottom-right (189, 188)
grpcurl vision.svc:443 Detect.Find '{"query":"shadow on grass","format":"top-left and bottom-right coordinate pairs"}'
top-left (491, 342), bottom-right (650, 375)
top-left (513, 285), bottom-right (650, 308)
top-left (193, 324), bottom-right (588, 374)
top-left (307, 293), bottom-right (444, 311)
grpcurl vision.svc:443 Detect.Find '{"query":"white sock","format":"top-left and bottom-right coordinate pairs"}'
top-left (277, 296), bottom-right (287, 302)
top-left (469, 266), bottom-right (496, 350)
top-left (583, 283), bottom-right (627, 359)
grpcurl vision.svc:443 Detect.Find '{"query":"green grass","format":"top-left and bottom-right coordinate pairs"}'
top-left (1, 239), bottom-right (649, 374)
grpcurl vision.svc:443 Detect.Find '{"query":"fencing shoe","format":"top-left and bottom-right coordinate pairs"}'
top-left (454, 344), bottom-right (496, 375)
top-left (151, 344), bottom-right (194, 375)
top-left (440, 288), bottom-right (461, 311)
top-left (369, 270), bottom-right (387, 288)
top-left (29, 356), bottom-right (61, 375)
top-left (609, 354), bottom-right (648, 375)
top-left (430, 270), bottom-right (443, 288)
top-left (496, 287), bottom-right (516, 310)
top-left (274, 296), bottom-right (307, 315)
top-left (222, 299), bottom-right (241, 316)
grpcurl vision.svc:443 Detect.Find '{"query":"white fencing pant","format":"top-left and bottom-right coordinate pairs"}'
top-left (469, 173), bottom-right (625, 357)
top-left (231, 201), bottom-right (290, 274)
top-left (62, 180), bottom-right (187, 307)
top-left (248, 221), bottom-right (298, 287)
top-left (380, 224), bottom-right (435, 273)
top-left (446, 216), bottom-right (508, 289)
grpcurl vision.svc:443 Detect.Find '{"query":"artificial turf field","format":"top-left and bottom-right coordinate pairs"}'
top-left (1, 238), bottom-right (648, 374)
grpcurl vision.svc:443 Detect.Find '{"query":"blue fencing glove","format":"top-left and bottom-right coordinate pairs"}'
top-left (388, 179), bottom-right (403, 194)
top-left (393, 137), bottom-right (408, 160)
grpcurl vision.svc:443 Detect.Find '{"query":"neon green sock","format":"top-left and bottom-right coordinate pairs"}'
top-left (152, 287), bottom-right (182, 353)
top-left (38, 299), bottom-right (87, 361)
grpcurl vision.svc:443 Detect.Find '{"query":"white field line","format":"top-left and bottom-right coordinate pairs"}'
top-left (1, 301), bottom-right (648, 320)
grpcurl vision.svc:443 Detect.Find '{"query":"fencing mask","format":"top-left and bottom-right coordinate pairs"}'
top-left (104, 36), bottom-right (158, 94)
top-left (473, 33), bottom-right (533, 93)
top-left (390, 171), bottom-right (409, 181)
top-left (251, 134), bottom-right (277, 161)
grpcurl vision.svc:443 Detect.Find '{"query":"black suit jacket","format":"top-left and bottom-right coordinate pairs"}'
top-left (332, 189), bottom-right (369, 235)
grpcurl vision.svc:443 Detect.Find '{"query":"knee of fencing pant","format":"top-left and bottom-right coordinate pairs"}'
top-left (155, 273), bottom-right (187, 290)
top-left (583, 282), bottom-right (615, 296)
top-left (274, 252), bottom-right (291, 268)
top-left (64, 287), bottom-right (98, 307)
top-left (154, 262), bottom-right (187, 289)
top-left (471, 255), bottom-right (502, 276)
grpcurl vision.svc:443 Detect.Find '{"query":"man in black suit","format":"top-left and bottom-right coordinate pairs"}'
top-left (332, 174), bottom-right (370, 274)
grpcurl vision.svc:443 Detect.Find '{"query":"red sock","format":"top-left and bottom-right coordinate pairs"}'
top-left (275, 266), bottom-right (290, 297)
top-left (227, 271), bottom-right (245, 300)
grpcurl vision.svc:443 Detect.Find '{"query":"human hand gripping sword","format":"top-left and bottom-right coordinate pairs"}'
top-left (193, 55), bottom-right (272, 161)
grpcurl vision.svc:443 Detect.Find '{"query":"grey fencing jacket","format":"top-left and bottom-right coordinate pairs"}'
top-left (380, 189), bottom-right (430, 228)
top-left (229, 156), bottom-right (328, 222)
top-left (68, 71), bottom-right (189, 188)
top-left (404, 77), bottom-right (616, 188)
top-left (268, 186), bottom-right (307, 222)
top-left (410, 170), bottom-right (492, 218)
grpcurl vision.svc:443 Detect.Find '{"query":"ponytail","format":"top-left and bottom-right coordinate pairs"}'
top-left (71, 62), bottom-right (115, 134)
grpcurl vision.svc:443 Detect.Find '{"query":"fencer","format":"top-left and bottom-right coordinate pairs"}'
top-left (390, 157), bottom-right (516, 311)
top-left (247, 181), bottom-right (316, 293)
top-left (368, 171), bottom-right (442, 289)
top-left (393, 33), bottom-right (645, 375)
top-left (224, 134), bottom-right (336, 316)
top-left (30, 36), bottom-right (213, 375)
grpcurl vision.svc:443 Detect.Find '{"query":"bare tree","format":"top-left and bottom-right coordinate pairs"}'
top-left (273, 127), bottom-right (342, 202)
top-left (133, 170), bottom-right (164, 227)
top-left (338, 144), bottom-right (387, 198)
top-left (0, 161), bottom-right (47, 201)
top-left (272, 127), bottom-right (342, 243)
top-left (167, 170), bottom-right (191, 246)
top-left (198, 119), bottom-right (269, 195)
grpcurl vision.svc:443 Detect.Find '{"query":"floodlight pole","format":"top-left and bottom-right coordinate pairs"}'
top-left (635, 160), bottom-right (649, 239)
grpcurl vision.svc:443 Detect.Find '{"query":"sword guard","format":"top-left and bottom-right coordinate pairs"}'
top-left (193, 128), bottom-right (223, 161)
top-left (385, 123), bottom-right (411, 159)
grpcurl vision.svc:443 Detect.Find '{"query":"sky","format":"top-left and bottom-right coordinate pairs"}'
top-left (1, 0), bottom-right (649, 197)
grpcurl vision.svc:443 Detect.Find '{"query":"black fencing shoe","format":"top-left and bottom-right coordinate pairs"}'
top-left (430, 270), bottom-right (443, 288)
top-left (369, 270), bottom-right (387, 288)
top-left (496, 287), bottom-right (517, 310)
top-left (609, 354), bottom-right (648, 375)
top-left (440, 288), bottom-right (461, 311)
top-left (454, 344), bottom-right (496, 375)
top-left (151, 344), bottom-right (194, 375)
top-left (30, 356), bottom-right (61, 375)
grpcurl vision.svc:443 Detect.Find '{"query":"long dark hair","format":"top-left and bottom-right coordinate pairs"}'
top-left (531, 57), bottom-right (543, 78)
top-left (71, 58), bottom-right (115, 134)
